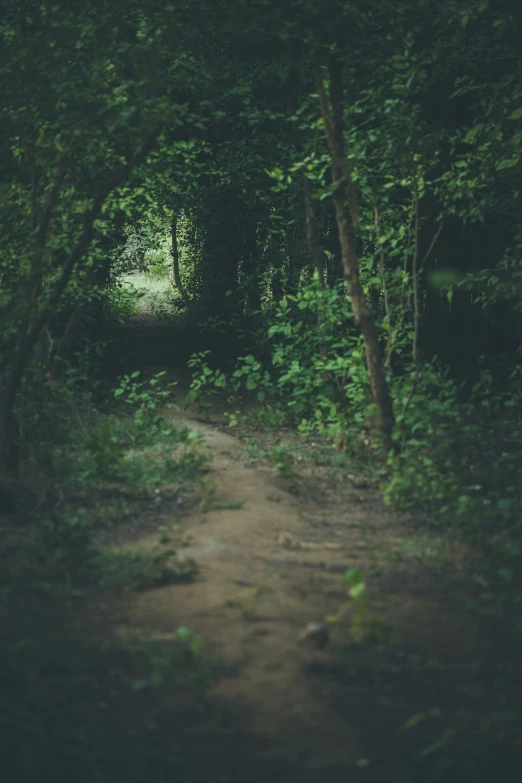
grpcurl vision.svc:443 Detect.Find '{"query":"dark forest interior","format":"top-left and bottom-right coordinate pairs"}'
top-left (1, 1), bottom-right (522, 781)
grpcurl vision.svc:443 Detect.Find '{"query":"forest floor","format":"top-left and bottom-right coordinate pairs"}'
top-left (80, 293), bottom-right (498, 782)
top-left (2, 288), bottom-right (508, 783)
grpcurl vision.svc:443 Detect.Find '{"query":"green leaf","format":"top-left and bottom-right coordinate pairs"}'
top-left (463, 123), bottom-right (484, 142)
top-left (496, 156), bottom-right (520, 170)
top-left (344, 568), bottom-right (365, 588)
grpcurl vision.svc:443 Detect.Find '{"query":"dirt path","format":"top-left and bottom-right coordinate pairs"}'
top-left (91, 307), bottom-right (492, 781)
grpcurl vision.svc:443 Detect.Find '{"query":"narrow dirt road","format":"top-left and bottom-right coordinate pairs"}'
top-left (90, 304), bottom-right (492, 782)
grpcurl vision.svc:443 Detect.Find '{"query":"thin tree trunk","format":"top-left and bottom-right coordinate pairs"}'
top-left (303, 175), bottom-right (328, 362)
top-left (244, 219), bottom-right (266, 314)
top-left (271, 261), bottom-right (284, 302)
top-left (303, 176), bottom-right (325, 287)
top-left (313, 59), bottom-right (395, 452)
top-left (372, 199), bottom-right (393, 370)
top-left (170, 212), bottom-right (187, 300)
top-left (285, 232), bottom-right (301, 297)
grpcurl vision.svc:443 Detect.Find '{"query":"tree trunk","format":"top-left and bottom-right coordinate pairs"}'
top-left (271, 262), bottom-right (284, 302)
top-left (303, 176), bottom-right (325, 287)
top-left (243, 219), bottom-right (262, 313)
top-left (285, 231), bottom-right (303, 298)
top-left (170, 212), bottom-right (187, 300)
top-left (313, 59), bottom-right (395, 452)
top-left (303, 175), bottom-right (328, 363)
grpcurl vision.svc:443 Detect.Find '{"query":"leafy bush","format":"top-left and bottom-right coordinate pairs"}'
top-left (37, 510), bottom-right (95, 583)
top-left (113, 370), bottom-right (176, 439)
top-left (101, 280), bottom-right (141, 323)
top-left (384, 362), bottom-right (469, 516)
top-left (187, 281), bottom-right (372, 442)
top-left (59, 416), bottom-right (205, 488)
top-left (385, 359), bottom-right (522, 537)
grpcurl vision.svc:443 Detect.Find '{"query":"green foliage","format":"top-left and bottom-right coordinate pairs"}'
top-left (270, 443), bottom-right (295, 477)
top-left (130, 627), bottom-right (209, 692)
top-left (243, 405), bottom-right (288, 431)
top-left (94, 547), bottom-right (198, 590)
top-left (231, 354), bottom-right (274, 401)
top-left (134, 625), bottom-right (206, 685)
top-left (113, 370), bottom-right (175, 438)
top-left (187, 282), bottom-right (372, 443)
top-left (102, 281), bottom-right (141, 323)
top-left (185, 351), bottom-right (228, 406)
top-left (327, 568), bottom-right (395, 648)
top-left (41, 372), bottom-right (207, 493)
top-left (385, 359), bottom-right (522, 545)
top-left (148, 290), bottom-right (178, 322)
top-left (34, 512), bottom-right (198, 591)
top-left (385, 362), bottom-right (467, 515)
top-left (268, 284), bottom-right (367, 425)
top-left (2, 0), bottom-right (522, 775)
top-left (116, 220), bottom-right (173, 278)
top-left (86, 422), bottom-right (123, 477)
top-left (374, 536), bottom-right (445, 567)
top-left (37, 510), bottom-right (95, 583)
top-left (327, 569), bottom-right (368, 642)
top-left (245, 438), bottom-right (261, 458)
top-left (69, 419), bottom-right (206, 488)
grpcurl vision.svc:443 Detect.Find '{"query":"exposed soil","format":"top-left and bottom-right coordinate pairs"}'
top-left (70, 302), bottom-right (506, 782)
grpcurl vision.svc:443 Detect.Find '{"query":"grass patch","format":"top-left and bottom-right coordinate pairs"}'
top-left (373, 536), bottom-right (446, 567)
top-left (94, 547), bottom-right (198, 591)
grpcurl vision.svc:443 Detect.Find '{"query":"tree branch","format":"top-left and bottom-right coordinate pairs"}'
top-left (1, 126), bottom-right (161, 473)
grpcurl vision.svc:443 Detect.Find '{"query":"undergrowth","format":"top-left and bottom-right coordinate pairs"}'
top-left (185, 280), bottom-right (522, 773)
top-left (0, 355), bottom-right (213, 782)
